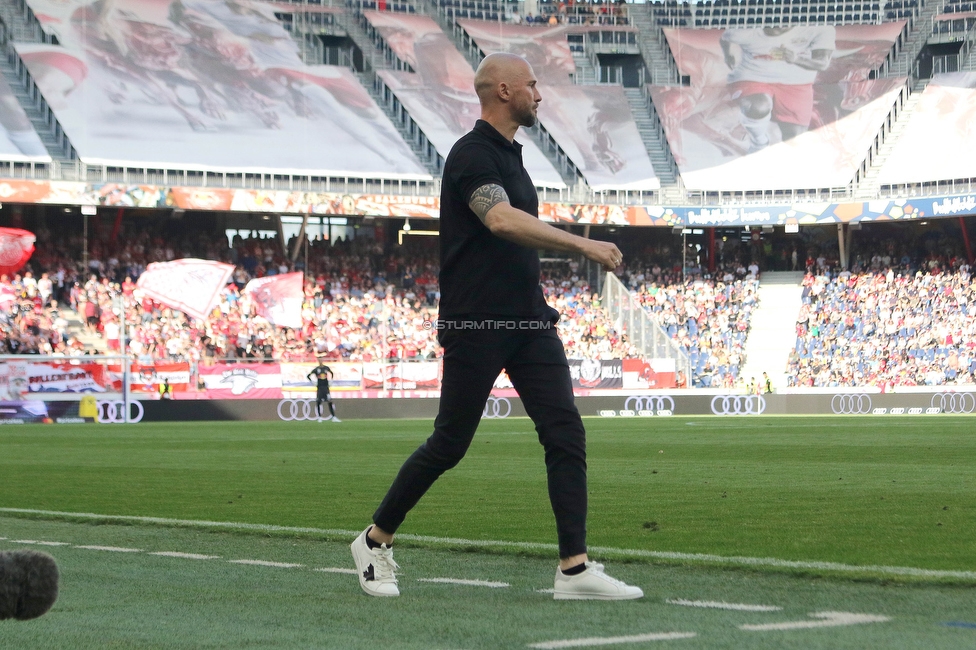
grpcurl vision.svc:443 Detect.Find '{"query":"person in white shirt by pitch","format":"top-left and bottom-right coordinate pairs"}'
top-left (720, 26), bottom-right (835, 152)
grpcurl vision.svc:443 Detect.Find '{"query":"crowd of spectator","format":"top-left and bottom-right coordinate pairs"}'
top-left (613, 260), bottom-right (760, 387)
top-left (788, 256), bottom-right (976, 388)
top-left (9, 214), bottom-right (976, 391)
top-left (0, 218), bottom-right (634, 370)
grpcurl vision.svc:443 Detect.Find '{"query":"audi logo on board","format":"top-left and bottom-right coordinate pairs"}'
top-left (482, 397), bottom-right (512, 419)
top-left (96, 400), bottom-right (144, 424)
top-left (623, 395), bottom-right (675, 416)
top-left (831, 394), bottom-right (873, 415)
top-left (931, 392), bottom-right (976, 414)
top-left (710, 395), bottom-right (765, 416)
top-left (277, 399), bottom-right (333, 421)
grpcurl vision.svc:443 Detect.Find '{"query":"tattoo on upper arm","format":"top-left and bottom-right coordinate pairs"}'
top-left (469, 184), bottom-right (509, 223)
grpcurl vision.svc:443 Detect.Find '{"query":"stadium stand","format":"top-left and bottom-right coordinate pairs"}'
top-left (784, 222), bottom-right (975, 387)
top-left (0, 0), bottom-right (969, 203)
top-left (1, 0), bottom-right (976, 395)
top-left (788, 265), bottom-right (976, 387)
top-left (647, 0), bottom-right (917, 28)
top-left (0, 216), bottom-right (633, 368)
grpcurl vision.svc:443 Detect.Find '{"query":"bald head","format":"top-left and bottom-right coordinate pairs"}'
top-left (475, 53), bottom-right (530, 101)
top-left (474, 53), bottom-right (540, 131)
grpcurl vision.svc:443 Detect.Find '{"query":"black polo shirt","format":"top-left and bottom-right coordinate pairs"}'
top-left (438, 120), bottom-right (549, 318)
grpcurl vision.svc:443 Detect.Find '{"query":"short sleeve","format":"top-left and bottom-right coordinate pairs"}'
top-left (448, 141), bottom-right (506, 206)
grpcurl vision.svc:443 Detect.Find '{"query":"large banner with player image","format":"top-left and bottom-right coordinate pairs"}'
top-left (652, 24), bottom-right (907, 191)
top-left (364, 11), bottom-right (564, 188)
top-left (456, 19), bottom-right (657, 192)
top-left (878, 72), bottom-right (976, 186)
top-left (16, 0), bottom-right (427, 178)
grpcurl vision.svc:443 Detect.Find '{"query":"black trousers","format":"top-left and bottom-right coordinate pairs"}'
top-left (316, 391), bottom-right (335, 417)
top-left (372, 323), bottom-right (587, 558)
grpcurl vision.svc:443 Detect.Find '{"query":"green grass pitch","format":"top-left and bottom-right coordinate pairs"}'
top-left (1, 416), bottom-right (973, 576)
top-left (2, 416), bottom-right (976, 649)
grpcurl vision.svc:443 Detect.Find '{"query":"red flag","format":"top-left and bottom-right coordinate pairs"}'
top-left (0, 227), bottom-right (35, 277)
top-left (136, 258), bottom-right (234, 321)
top-left (242, 272), bottom-right (304, 329)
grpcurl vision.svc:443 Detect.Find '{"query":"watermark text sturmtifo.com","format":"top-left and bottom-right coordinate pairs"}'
top-left (423, 320), bottom-right (554, 331)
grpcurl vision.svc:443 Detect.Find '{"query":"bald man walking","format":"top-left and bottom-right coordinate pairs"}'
top-left (351, 53), bottom-right (642, 601)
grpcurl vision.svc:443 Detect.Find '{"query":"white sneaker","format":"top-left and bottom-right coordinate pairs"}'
top-left (351, 527), bottom-right (399, 597)
top-left (332, 417), bottom-right (342, 423)
top-left (553, 562), bottom-right (643, 600)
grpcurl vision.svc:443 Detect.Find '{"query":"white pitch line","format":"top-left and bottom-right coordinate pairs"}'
top-left (314, 567), bottom-right (359, 575)
top-left (417, 578), bottom-right (510, 588)
top-left (10, 539), bottom-right (69, 546)
top-left (528, 632), bottom-right (697, 648)
top-left (536, 588), bottom-right (556, 594)
top-left (667, 598), bottom-right (782, 612)
top-left (740, 611), bottom-right (891, 631)
top-left (74, 545), bottom-right (143, 553)
top-left (150, 551), bottom-right (220, 560)
top-left (228, 559), bottom-right (304, 569)
top-left (3, 508), bottom-right (974, 581)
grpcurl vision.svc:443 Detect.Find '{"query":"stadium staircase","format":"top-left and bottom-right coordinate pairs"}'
top-left (619, 5), bottom-right (684, 200)
top-left (324, 8), bottom-right (444, 175)
top-left (739, 271), bottom-right (805, 392)
top-left (628, 3), bottom-right (681, 86)
top-left (855, 0), bottom-right (947, 199)
top-left (0, 0), bottom-right (77, 168)
top-left (854, 83), bottom-right (927, 198)
top-left (885, 0), bottom-right (949, 78)
top-left (571, 50), bottom-right (598, 85)
top-left (623, 87), bottom-right (683, 203)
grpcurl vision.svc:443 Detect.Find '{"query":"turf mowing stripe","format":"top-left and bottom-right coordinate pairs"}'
top-left (527, 631), bottom-right (697, 648)
top-left (4, 507), bottom-right (976, 582)
top-left (74, 545), bottom-right (142, 552)
top-left (666, 598), bottom-right (782, 612)
top-left (739, 611), bottom-right (890, 631)
top-left (228, 559), bottom-right (304, 568)
top-left (149, 551), bottom-right (220, 560)
top-left (417, 578), bottom-right (510, 588)
top-left (314, 567), bottom-right (359, 575)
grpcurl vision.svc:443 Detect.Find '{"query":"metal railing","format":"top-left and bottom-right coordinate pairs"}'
top-left (602, 271), bottom-right (691, 380)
